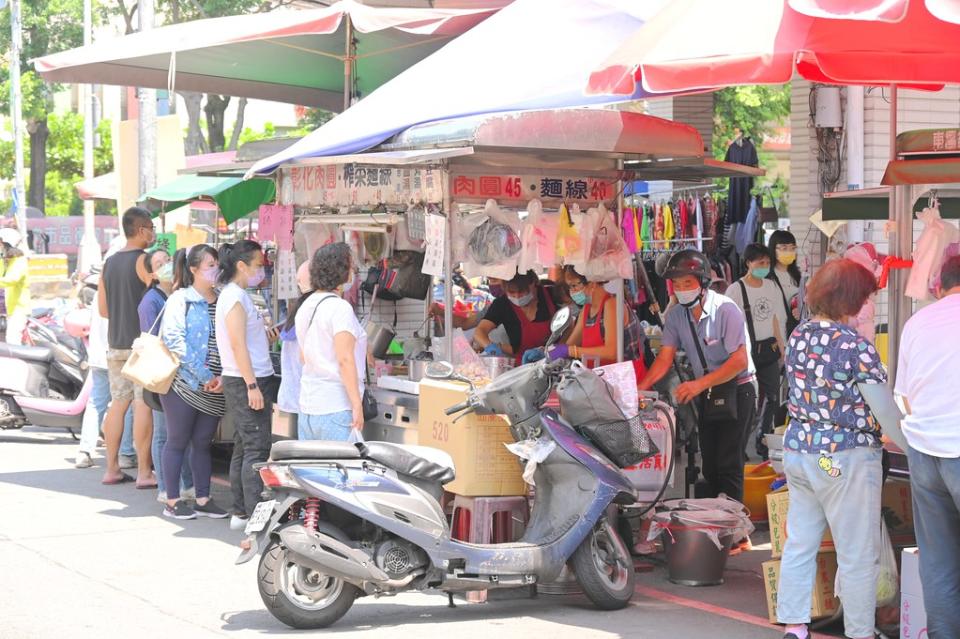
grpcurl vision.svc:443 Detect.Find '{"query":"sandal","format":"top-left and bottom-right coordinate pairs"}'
top-left (102, 472), bottom-right (134, 485)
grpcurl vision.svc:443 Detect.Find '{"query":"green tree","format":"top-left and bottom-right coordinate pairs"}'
top-left (712, 85), bottom-right (792, 209)
top-left (0, 0), bottom-right (85, 212)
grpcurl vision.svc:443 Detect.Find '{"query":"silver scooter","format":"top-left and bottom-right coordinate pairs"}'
top-left (237, 308), bottom-right (638, 629)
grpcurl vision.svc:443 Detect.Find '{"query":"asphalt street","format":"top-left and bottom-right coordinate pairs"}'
top-left (0, 426), bottom-right (810, 639)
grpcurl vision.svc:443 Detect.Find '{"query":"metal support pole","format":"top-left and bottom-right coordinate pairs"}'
top-left (615, 163), bottom-right (625, 363)
top-left (886, 84), bottom-right (911, 382)
top-left (138, 0), bottom-right (157, 200)
top-left (79, 0), bottom-right (101, 270)
top-left (443, 171), bottom-right (454, 363)
top-left (343, 16), bottom-right (353, 111)
top-left (9, 0), bottom-right (27, 241)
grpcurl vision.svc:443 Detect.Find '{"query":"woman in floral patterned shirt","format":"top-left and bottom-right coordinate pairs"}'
top-left (776, 259), bottom-right (885, 639)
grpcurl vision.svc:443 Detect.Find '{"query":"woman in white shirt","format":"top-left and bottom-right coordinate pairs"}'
top-left (767, 230), bottom-right (802, 334)
top-left (215, 240), bottom-right (277, 529)
top-left (726, 243), bottom-right (788, 459)
top-left (295, 242), bottom-right (366, 441)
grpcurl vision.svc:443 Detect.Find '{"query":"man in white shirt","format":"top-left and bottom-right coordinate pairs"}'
top-left (895, 255), bottom-right (960, 637)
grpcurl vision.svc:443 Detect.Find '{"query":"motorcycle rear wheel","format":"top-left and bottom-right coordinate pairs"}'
top-left (570, 518), bottom-right (635, 610)
top-left (257, 523), bottom-right (359, 629)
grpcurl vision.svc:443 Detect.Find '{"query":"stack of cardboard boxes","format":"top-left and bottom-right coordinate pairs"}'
top-left (761, 489), bottom-right (840, 624)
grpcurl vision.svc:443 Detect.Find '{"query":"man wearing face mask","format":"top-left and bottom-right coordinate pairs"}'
top-left (474, 270), bottom-right (557, 365)
top-left (639, 250), bottom-right (757, 503)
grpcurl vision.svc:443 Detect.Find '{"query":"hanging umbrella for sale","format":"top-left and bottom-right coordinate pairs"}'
top-left (34, 0), bottom-right (504, 111)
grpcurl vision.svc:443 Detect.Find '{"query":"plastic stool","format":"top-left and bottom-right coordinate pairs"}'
top-left (451, 495), bottom-right (530, 603)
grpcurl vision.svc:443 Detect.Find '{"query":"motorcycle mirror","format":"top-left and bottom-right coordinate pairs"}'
top-left (425, 361), bottom-right (455, 380)
top-left (545, 306), bottom-right (573, 348)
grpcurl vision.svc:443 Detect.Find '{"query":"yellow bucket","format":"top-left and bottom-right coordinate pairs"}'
top-left (743, 462), bottom-right (777, 522)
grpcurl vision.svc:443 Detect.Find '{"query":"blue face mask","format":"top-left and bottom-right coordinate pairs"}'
top-left (751, 267), bottom-right (771, 279)
top-left (571, 291), bottom-right (588, 306)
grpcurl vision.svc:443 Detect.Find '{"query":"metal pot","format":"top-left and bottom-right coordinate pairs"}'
top-left (368, 323), bottom-right (396, 359)
top-left (481, 355), bottom-right (515, 380)
top-left (407, 357), bottom-right (432, 383)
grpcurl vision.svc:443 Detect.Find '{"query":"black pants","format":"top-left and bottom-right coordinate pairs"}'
top-left (224, 375), bottom-right (274, 517)
top-left (755, 360), bottom-right (782, 439)
top-left (697, 380), bottom-right (757, 503)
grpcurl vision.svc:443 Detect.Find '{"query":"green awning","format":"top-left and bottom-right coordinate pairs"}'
top-left (139, 175), bottom-right (276, 224)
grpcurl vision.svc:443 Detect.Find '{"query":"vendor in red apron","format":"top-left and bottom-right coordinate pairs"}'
top-left (521, 266), bottom-right (648, 382)
top-left (474, 270), bottom-right (557, 365)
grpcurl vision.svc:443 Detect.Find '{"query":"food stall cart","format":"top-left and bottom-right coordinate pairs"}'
top-left (265, 107), bottom-right (763, 445)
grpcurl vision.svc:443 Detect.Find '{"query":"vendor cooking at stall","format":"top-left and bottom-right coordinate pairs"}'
top-left (473, 270), bottom-right (561, 364)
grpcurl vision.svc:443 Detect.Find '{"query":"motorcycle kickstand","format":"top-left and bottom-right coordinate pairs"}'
top-left (447, 593), bottom-right (456, 608)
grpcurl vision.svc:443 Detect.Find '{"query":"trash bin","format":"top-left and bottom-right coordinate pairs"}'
top-left (650, 498), bottom-right (754, 586)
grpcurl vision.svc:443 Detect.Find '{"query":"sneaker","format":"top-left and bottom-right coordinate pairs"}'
top-left (118, 454), bottom-right (137, 469)
top-left (230, 514), bottom-right (249, 531)
top-left (194, 500), bottom-right (229, 519)
top-left (75, 452), bottom-right (94, 469)
top-left (180, 487), bottom-right (197, 501)
top-left (163, 501), bottom-right (197, 520)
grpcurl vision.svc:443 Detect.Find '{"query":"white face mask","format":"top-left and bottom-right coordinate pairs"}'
top-left (675, 288), bottom-right (702, 307)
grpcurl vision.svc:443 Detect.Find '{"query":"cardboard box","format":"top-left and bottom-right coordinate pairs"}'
top-left (762, 553), bottom-right (840, 624)
top-left (883, 479), bottom-right (916, 546)
top-left (900, 594), bottom-right (927, 639)
top-left (767, 490), bottom-right (835, 558)
top-left (418, 379), bottom-right (526, 497)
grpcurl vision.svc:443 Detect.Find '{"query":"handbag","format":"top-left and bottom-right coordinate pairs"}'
top-left (771, 275), bottom-right (799, 336)
top-left (121, 311), bottom-right (180, 394)
top-left (361, 251), bottom-right (431, 301)
top-left (736, 280), bottom-right (781, 368)
top-left (685, 310), bottom-right (738, 425)
top-left (306, 294), bottom-right (379, 423)
top-left (758, 188), bottom-right (779, 224)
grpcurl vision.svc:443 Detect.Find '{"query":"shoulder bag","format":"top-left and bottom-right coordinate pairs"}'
top-left (121, 305), bottom-right (179, 394)
top-left (306, 294), bottom-right (378, 422)
top-left (736, 281), bottom-right (780, 368)
top-left (770, 275), bottom-right (799, 336)
top-left (685, 309), bottom-right (739, 425)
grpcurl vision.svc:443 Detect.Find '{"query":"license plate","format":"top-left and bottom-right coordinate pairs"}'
top-left (245, 500), bottom-right (277, 535)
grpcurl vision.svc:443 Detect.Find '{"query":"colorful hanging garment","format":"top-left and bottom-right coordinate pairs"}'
top-left (621, 206), bottom-right (639, 253)
top-left (663, 201), bottom-right (675, 248)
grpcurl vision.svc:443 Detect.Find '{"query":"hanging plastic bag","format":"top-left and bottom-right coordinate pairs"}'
top-left (519, 199), bottom-right (555, 273)
top-left (582, 203), bottom-right (633, 281)
top-left (463, 200), bottom-right (522, 280)
top-left (505, 438), bottom-right (557, 485)
top-left (835, 519), bottom-right (898, 607)
top-left (555, 203), bottom-right (581, 260)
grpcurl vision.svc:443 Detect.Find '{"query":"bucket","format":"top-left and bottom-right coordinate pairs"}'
top-left (743, 462), bottom-right (777, 521)
top-left (653, 510), bottom-right (742, 586)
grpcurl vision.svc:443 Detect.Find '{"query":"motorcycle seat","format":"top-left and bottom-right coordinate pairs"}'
top-left (358, 442), bottom-right (456, 485)
top-left (0, 343), bottom-right (53, 364)
top-left (270, 440), bottom-right (361, 461)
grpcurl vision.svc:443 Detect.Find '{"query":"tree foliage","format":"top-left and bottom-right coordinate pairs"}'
top-left (712, 85), bottom-right (792, 209)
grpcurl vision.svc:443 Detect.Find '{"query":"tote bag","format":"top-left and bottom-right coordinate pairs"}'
top-left (120, 311), bottom-right (180, 394)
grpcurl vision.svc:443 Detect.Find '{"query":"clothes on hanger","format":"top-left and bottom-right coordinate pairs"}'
top-left (725, 136), bottom-right (759, 224)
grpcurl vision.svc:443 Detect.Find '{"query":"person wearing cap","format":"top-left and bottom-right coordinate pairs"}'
top-left (0, 229), bottom-right (30, 345)
top-left (639, 249), bottom-right (757, 503)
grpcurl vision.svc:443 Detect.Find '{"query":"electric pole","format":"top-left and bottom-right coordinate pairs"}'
top-left (138, 0), bottom-right (157, 201)
top-left (79, 0), bottom-right (101, 270)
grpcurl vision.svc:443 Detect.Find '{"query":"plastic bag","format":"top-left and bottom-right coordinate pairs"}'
top-left (518, 199), bottom-right (557, 272)
top-left (648, 508), bottom-right (754, 551)
top-left (505, 437), bottom-right (556, 485)
top-left (555, 203), bottom-right (581, 261)
top-left (462, 200), bottom-right (522, 280)
top-left (835, 519), bottom-right (898, 606)
top-left (347, 428), bottom-right (365, 444)
top-left (582, 203), bottom-right (633, 281)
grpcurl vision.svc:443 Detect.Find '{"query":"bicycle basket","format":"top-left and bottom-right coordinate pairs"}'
top-left (577, 414), bottom-right (660, 468)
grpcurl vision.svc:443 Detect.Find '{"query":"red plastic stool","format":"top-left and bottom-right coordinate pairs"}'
top-left (450, 494), bottom-right (530, 603)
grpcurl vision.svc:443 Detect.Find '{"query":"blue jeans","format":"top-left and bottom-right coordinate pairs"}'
top-left (906, 446), bottom-right (960, 638)
top-left (776, 447), bottom-right (882, 637)
top-left (151, 409), bottom-right (194, 495)
top-left (298, 411), bottom-right (353, 441)
top-left (90, 368), bottom-right (135, 457)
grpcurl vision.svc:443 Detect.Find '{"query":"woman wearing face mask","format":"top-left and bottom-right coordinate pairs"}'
top-left (523, 266), bottom-right (647, 380)
top-left (139, 249), bottom-right (195, 504)
top-left (158, 245), bottom-right (227, 520)
top-left (474, 270), bottom-right (556, 365)
top-left (768, 230), bottom-right (802, 334)
top-left (296, 243), bottom-right (368, 441)
top-left (215, 240), bottom-right (276, 530)
top-left (725, 244), bottom-right (789, 459)
top-left (639, 250), bottom-right (757, 506)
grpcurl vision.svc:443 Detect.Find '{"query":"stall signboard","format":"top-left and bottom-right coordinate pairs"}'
top-left (27, 216), bottom-right (120, 255)
top-left (281, 165), bottom-right (443, 207)
top-left (450, 173), bottom-right (618, 206)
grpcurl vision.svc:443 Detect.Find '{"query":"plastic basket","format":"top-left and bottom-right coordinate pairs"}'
top-left (578, 414), bottom-right (659, 468)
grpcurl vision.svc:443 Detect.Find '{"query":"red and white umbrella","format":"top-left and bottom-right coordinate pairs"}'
top-left (586, 0), bottom-right (960, 96)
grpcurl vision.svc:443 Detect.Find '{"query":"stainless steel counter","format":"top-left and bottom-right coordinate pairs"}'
top-left (364, 386), bottom-right (419, 444)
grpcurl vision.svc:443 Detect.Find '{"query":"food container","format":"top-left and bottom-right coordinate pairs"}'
top-left (368, 323), bottom-right (396, 359)
top-left (407, 353), bottom-right (434, 383)
top-left (481, 355), bottom-right (514, 380)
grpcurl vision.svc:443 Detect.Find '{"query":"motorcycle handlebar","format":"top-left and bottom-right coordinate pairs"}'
top-left (444, 400), bottom-right (472, 416)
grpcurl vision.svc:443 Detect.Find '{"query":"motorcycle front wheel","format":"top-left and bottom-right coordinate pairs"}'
top-left (570, 518), bottom-right (635, 610)
top-left (257, 523), bottom-right (359, 629)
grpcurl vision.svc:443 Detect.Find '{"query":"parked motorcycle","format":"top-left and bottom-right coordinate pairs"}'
top-left (237, 307), bottom-right (640, 629)
top-left (0, 308), bottom-right (91, 437)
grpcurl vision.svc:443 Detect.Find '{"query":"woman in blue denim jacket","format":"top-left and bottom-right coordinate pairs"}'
top-left (158, 245), bottom-right (229, 521)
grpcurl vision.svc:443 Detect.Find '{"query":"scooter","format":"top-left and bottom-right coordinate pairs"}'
top-left (0, 309), bottom-right (92, 437)
top-left (237, 307), bottom-right (639, 629)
